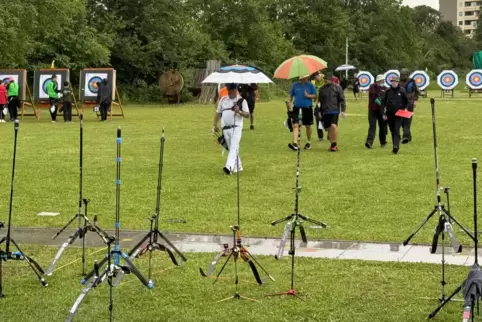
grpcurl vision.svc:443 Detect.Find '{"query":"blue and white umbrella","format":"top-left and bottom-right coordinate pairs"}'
top-left (202, 65), bottom-right (273, 84)
top-left (335, 64), bottom-right (356, 72)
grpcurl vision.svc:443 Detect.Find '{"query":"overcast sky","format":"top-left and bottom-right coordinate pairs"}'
top-left (403, 0), bottom-right (439, 9)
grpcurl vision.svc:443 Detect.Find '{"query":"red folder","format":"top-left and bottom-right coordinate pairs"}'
top-left (395, 109), bottom-right (414, 119)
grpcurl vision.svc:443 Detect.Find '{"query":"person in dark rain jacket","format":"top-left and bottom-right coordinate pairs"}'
top-left (96, 78), bottom-right (112, 121)
top-left (379, 75), bottom-right (409, 154)
top-left (365, 75), bottom-right (387, 149)
top-left (399, 68), bottom-right (420, 144)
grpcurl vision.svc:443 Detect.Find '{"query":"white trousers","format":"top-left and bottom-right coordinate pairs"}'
top-left (223, 126), bottom-right (242, 172)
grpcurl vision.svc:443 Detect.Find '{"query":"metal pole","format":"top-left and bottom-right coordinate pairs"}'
top-left (345, 37), bottom-right (349, 80)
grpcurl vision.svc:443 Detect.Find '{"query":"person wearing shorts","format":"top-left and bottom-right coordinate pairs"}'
top-left (318, 72), bottom-right (346, 152)
top-left (287, 75), bottom-right (316, 151)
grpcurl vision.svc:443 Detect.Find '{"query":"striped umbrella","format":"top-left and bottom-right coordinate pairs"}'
top-left (273, 55), bottom-right (328, 80)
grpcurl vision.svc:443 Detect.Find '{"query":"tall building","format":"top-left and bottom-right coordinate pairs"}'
top-left (439, 0), bottom-right (481, 36)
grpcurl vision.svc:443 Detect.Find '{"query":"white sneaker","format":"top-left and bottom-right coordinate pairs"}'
top-left (51, 121), bottom-right (56, 124)
top-left (232, 168), bottom-right (244, 173)
top-left (0, 120), bottom-right (5, 123)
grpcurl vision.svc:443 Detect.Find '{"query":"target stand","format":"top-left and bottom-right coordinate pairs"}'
top-left (466, 70), bottom-right (482, 98)
top-left (79, 68), bottom-right (125, 120)
top-left (0, 69), bottom-right (37, 120)
top-left (437, 70), bottom-right (458, 99)
top-left (33, 69), bottom-right (79, 120)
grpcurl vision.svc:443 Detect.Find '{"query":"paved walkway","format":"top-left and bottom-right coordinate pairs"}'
top-left (0, 227), bottom-right (477, 266)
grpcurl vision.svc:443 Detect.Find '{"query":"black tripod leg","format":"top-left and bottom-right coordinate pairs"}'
top-left (153, 243), bottom-right (179, 266)
top-left (428, 284), bottom-right (462, 319)
top-left (0, 251), bottom-right (4, 298)
top-left (271, 215), bottom-right (293, 226)
top-left (298, 214), bottom-right (327, 228)
top-left (120, 252), bottom-right (152, 288)
top-left (81, 256), bottom-right (108, 284)
top-left (200, 250), bottom-right (225, 277)
top-left (213, 252), bottom-right (234, 284)
top-left (9, 239), bottom-right (47, 286)
top-left (158, 232), bottom-right (187, 262)
top-left (245, 251), bottom-right (275, 282)
top-left (127, 233), bottom-right (150, 257)
top-left (403, 208), bottom-right (437, 246)
top-left (430, 217), bottom-right (444, 254)
top-left (52, 215), bottom-right (79, 240)
top-left (299, 225), bottom-right (308, 244)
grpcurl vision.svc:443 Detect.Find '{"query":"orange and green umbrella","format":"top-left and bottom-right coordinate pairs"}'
top-left (273, 55), bottom-right (328, 80)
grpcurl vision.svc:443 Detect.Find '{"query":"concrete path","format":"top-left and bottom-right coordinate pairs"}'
top-left (0, 227), bottom-right (478, 266)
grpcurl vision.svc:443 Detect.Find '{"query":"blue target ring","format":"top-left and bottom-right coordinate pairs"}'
top-left (467, 70), bottom-right (482, 89)
top-left (437, 71), bottom-right (458, 90)
top-left (384, 70), bottom-right (399, 87)
top-left (357, 72), bottom-right (373, 90)
top-left (88, 76), bottom-right (103, 94)
top-left (42, 78), bottom-right (53, 95)
top-left (411, 73), bottom-right (428, 90)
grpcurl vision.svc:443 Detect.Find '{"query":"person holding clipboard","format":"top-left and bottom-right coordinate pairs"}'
top-left (378, 75), bottom-right (411, 155)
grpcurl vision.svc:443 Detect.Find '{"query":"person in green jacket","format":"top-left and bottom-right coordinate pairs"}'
top-left (47, 74), bottom-right (61, 123)
top-left (6, 78), bottom-right (19, 121)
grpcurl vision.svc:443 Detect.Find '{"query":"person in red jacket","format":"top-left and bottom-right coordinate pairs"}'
top-left (0, 80), bottom-right (8, 123)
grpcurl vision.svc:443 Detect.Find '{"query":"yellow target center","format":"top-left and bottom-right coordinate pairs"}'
top-left (474, 76), bottom-right (481, 82)
top-left (444, 77), bottom-right (451, 83)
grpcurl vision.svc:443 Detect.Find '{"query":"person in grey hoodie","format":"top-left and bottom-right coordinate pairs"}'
top-left (96, 78), bottom-right (112, 121)
top-left (317, 72), bottom-right (346, 152)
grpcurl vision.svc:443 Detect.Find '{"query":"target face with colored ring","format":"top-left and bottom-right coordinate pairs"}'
top-left (437, 70), bottom-right (458, 90)
top-left (383, 70), bottom-right (400, 87)
top-left (38, 74), bottom-right (63, 100)
top-left (88, 76), bottom-right (103, 94)
top-left (466, 69), bottom-right (482, 90)
top-left (357, 71), bottom-right (374, 90)
top-left (409, 71), bottom-right (429, 90)
top-left (42, 78), bottom-right (53, 95)
top-left (84, 73), bottom-right (108, 97)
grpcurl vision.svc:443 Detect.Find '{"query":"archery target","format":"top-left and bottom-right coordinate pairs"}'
top-left (0, 70), bottom-right (27, 100)
top-left (33, 69), bottom-right (70, 101)
top-left (357, 71), bottom-right (374, 90)
top-left (38, 74), bottom-right (62, 100)
top-left (466, 70), bottom-right (482, 90)
top-left (410, 71), bottom-right (430, 90)
top-left (383, 70), bottom-right (400, 87)
top-left (85, 73), bottom-right (107, 96)
top-left (437, 70), bottom-right (458, 90)
top-left (80, 69), bottom-right (116, 101)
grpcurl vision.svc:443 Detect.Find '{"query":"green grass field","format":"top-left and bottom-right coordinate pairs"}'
top-left (0, 245), bottom-right (473, 322)
top-left (0, 98), bottom-right (481, 244)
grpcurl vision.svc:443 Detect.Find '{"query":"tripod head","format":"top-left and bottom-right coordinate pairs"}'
top-left (14, 119), bottom-right (19, 131)
top-left (430, 97), bottom-right (435, 105)
top-left (473, 158), bottom-right (478, 170)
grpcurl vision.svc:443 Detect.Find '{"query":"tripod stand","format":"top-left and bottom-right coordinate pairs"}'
top-left (200, 102), bottom-right (274, 302)
top-left (0, 121), bottom-right (47, 298)
top-left (271, 108), bottom-right (326, 299)
top-left (403, 98), bottom-right (471, 302)
top-left (127, 128), bottom-right (187, 284)
top-left (47, 113), bottom-right (109, 276)
top-left (428, 158), bottom-right (479, 320)
top-left (66, 127), bottom-right (152, 321)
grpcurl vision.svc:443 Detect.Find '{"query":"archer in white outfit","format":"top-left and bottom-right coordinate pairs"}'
top-left (213, 83), bottom-right (250, 175)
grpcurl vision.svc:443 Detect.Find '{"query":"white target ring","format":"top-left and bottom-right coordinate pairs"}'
top-left (409, 71), bottom-right (430, 90)
top-left (437, 70), bottom-right (458, 90)
top-left (357, 71), bottom-right (374, 91)
top-left (383, 70), bottom-right (400, 87)
top-left (466, 69), bottom-right (482, 90)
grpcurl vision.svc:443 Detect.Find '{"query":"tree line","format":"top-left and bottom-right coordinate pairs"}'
top-left (1, 0), bottom-right (481, 100)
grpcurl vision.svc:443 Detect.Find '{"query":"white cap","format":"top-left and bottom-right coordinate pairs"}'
top-left (376, 75), bottom-right (384, 82)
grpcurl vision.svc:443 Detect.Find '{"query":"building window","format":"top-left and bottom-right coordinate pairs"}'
top-left (460, 12), bottom-right (464, 16)
top-left (460, 21), bottom-right (464, 25)
top-left (460, 1), bottom-right (465, 6)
